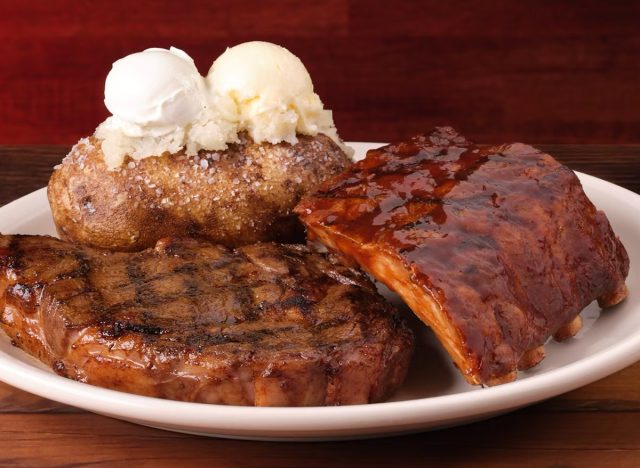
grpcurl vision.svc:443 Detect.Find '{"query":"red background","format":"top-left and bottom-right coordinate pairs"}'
top-left (1, 0), bottom-right (639, 144)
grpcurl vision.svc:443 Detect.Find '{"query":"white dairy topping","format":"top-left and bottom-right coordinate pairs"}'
top-left (96, 47), bottom-right (237, 169)
top-left (95, 43), bottom-right (351, 169)
top-left (207, 41), bottom-right (345, 150)
top-left (104, 47), bottom-right (204, 127)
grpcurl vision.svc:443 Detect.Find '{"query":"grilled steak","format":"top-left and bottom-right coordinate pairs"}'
top-left (295, 127), bottom-right (629, 386)
top-left (0, 235), bottom-right (413, 406)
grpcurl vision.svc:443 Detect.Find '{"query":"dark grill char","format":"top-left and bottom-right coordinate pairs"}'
top-left (0, 235), bottom-right (413, 406)
top-left (295, 127), bottom-right (629, 386)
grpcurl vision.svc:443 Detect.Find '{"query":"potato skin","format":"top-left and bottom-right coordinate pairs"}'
top-left (48, 134), bottom-right (350, 251)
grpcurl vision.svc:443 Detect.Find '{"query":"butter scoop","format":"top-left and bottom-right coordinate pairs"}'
top-left (207, 41), bottom-right (350, 155)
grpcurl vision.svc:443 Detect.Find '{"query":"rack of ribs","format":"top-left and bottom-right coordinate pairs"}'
top-left (0, 235), bottom-right (413, 405)
top-left (295, 127), bottom-right (629, 386)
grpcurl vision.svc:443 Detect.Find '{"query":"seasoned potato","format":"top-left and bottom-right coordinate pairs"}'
top-left (48, 133), bottom-right (350, 251)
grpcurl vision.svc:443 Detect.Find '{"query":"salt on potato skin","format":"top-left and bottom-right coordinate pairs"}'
top-left (48, 133), bottom-right (351, 251)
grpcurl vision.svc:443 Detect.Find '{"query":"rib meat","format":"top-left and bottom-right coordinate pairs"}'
top-left (0, 235), bottom-right (413, 405)
top-left (295, 127), bottom-right (629, 385)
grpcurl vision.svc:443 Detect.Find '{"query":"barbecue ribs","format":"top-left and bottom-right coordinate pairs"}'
top-left (295, 127), bottom-right (629, 385)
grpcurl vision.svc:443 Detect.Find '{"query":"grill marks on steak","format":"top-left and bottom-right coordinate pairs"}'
top-left (0, 235), bottom-right (413, 406)
top-left (295, 127), bottom-right (629, 386)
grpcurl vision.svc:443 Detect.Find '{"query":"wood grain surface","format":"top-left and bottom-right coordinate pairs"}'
top-left (1, 0), bottom-right (640, 145)
top-left (0, 145), bottom-right (638, 466)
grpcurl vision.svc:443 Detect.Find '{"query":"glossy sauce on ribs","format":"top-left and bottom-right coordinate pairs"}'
top-left (295, 127), bottom-right (629, 385)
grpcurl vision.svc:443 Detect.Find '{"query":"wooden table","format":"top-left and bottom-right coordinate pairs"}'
top-left (0, 145), bottom-right (639, 466)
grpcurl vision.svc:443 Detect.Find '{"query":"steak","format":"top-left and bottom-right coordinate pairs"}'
top-left (0, 235), bottom-right (413, 406)
top-left (295, 127), bottom-right (629, 386)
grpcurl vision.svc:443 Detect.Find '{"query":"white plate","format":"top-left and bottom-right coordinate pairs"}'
top-left (0, 142), bottom-right (639, 441)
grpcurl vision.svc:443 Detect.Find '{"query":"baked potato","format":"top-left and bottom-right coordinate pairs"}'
top-left (48, 133), bottom-right (350, 251)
